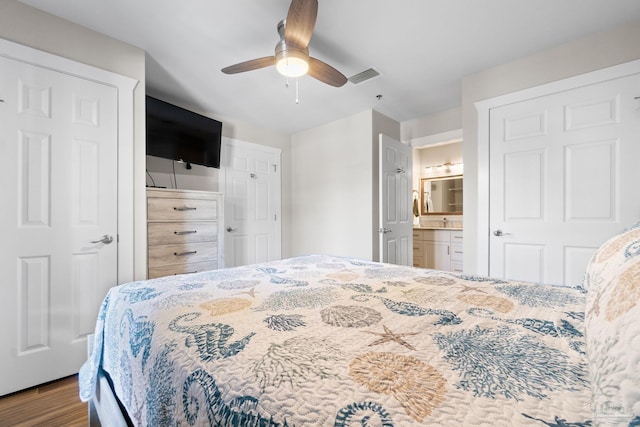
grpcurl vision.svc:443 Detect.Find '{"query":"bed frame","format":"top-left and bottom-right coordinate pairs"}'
top-left (87, 335), bottom-right (129, 427)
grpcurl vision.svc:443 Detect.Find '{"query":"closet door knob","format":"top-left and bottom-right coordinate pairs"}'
top-left (91, 234), bottom-right (113, 244)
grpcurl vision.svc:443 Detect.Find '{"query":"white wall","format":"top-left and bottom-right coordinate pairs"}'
top-left (401, 107), bottom-right (462, 141)
top-left (292, 110), bottom-right (372, 259)
top-left (462, 18), bottom-right (640, 274)
top-left (291, 109), bottom-right (400, 261)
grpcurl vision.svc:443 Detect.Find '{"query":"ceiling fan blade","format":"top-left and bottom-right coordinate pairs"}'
top-left (284, 0), bottom-right (318, 48)
top-left (221, 56), bottom-right (275, 74)
top-left (308, 57), bottom-right (347, 87)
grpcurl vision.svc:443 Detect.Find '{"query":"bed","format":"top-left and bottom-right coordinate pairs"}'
top-left (79, 223), bottom-right (640, 426)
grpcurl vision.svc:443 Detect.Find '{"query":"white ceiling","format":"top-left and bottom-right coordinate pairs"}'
top-left (18, 0), bottom-right (640, 134)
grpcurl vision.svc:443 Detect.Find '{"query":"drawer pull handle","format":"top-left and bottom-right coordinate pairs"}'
top-left (174, 230), bottom-right (197, 235)
top-left (176, 271), bottom-right (197, 275)
top-left (174, 206), bottom-right (196, 211)
top-left (174, 250), bottom-right (197, 256)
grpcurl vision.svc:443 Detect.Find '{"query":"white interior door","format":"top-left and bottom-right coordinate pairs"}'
top-left (0, 56), bottom-right (118, 395)
top-left (489, 72), bottom-right (640, 285)
top-left (222, 138), bottom-right (281, 268)
top-left (379, 134), bottom-right (412, 265)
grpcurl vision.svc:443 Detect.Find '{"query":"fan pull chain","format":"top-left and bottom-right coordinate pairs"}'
top-left (295, 79), bottom-right (299, 104)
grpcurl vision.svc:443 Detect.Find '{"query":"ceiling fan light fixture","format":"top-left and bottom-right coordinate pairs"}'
top-left (275, 49), bottom-right (309, 78)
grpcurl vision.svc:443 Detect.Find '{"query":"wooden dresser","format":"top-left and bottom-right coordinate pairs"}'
top-left (147, 188), bottom-right (224, 279)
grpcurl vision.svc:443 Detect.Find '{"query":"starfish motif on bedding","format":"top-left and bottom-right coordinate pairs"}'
top-left (364, 325), bottom-right (419, 351)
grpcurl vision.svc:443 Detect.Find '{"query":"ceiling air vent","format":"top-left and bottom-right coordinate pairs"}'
top-left (348, 67), bottom-right (380, 85)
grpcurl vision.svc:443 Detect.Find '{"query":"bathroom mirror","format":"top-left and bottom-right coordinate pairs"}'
top-left (421, 175), bottom-right (463, 215)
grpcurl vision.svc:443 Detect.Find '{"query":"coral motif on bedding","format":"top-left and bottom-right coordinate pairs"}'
top-left (147, 343), bottom-right (178, 426)
top-left (169, 313), bottom-right (255, 361)
top-left (119, 309), bottom-right (154, 371)
top-left (252, 336), bottom-right (342, 391)
top-left (349, 352), bottom-right (447, 422)
top-left (496, 283), bottom-right (582, 308)
top-left (433, 326), bottom-right (587, 400)
top-left (254, 287), bottom-right (337, 311)
top-left (262, 314), bottom-right (306, 331)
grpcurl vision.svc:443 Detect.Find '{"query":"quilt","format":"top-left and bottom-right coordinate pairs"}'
top-left (80, 255), bottom-right (591, 426)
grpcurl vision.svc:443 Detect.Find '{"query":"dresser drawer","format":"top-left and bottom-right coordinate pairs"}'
top-left (148, 260), bottom-right (219, 279)
top-left (148, 242), bottom-right (218, 268)
top-left (450, 260), bottom-right (464, 273)
top-left (450, 230), bottom-right (464, 242)
top-left (450, 242), bottom-right (464, 262)
top-left (148, 221), bottom-right (218, 246)
top-left (147, 197), bottom-right (218, 221)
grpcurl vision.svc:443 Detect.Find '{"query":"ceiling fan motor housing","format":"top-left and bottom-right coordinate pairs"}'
top-left (275, 20), bottom-right (310, 77)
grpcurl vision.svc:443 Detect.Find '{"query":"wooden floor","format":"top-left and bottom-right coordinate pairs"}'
top-left (0, 375), bottom-right (87, 426)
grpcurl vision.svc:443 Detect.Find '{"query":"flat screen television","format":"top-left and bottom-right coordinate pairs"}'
top-left (146, 96), bottom-right (222, 169)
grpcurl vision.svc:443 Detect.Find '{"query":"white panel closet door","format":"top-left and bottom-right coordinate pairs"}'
top-left (489, 72), bottom-right (640, 285)
top-left (0, 56), bottom-right (118, 395)
top-left (222, 139), bottom-right (281, 268)
top-left (379, 134), bottom-right (412, 265)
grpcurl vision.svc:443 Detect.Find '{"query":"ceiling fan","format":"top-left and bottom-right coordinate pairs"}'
top-left (221, 0), bottom-right (348, 87)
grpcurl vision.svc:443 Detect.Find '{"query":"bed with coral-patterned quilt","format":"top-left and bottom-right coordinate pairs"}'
top-left (79, 224), bottom-right (640, 426)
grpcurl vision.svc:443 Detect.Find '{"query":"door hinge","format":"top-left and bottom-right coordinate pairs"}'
top-left (273, 164), bottom-right (277, 172)
top-left (274, 214), bottom-right (278, 221)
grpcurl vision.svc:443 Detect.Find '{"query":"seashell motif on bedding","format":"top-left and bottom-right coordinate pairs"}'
top-left (320, 305), bottom-right (383, 328)
top-left (200, 298), bottom-right (252, 316)
top-left (457, 293), bottom-right (515, 313)
top-left (412, 276), bottom-right (456, 287)
top-left (349, 352), bottom-right (447, 422)
top-left (605, 259), bottom-right (640, 321)
top-left (326, 270), bottom-right (361, 282)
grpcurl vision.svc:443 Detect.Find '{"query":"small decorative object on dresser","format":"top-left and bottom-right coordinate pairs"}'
top-left (146, 188), bottom-right (224, 279)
